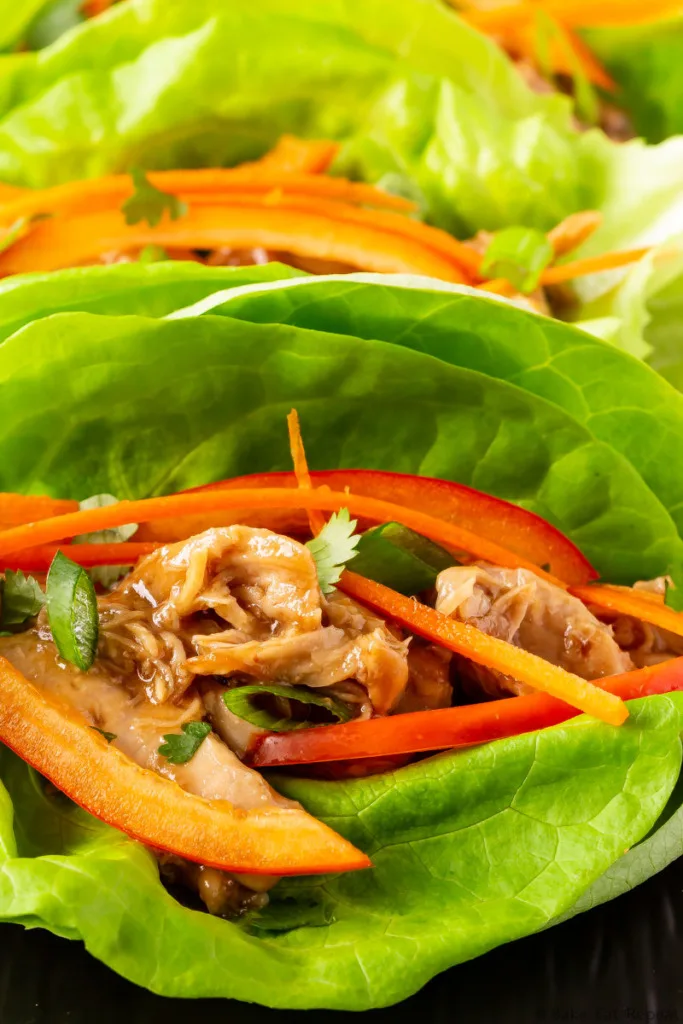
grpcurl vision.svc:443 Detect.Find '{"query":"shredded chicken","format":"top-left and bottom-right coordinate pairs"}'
top-left (99, 526), bottom-right (409, 714)
top-left (435, 563), bottom-right (632, 698)
top-left (591, 577), bottom-right (683, 669)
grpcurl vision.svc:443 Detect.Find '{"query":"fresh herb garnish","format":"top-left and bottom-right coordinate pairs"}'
top-left (223, 683), bottom-right (353, 733)
top-left (46, 551), bottom-right (99, 671)
top-left (122, 168), bottom-right (188, 228)
top-left (90, 727), bottom-right (116, 743)
top-left (0, 569), bottom-right (45, 627)
top-left (158, 721), bottom-right (212, 764)
top-left (306, 508), bottom-right (360, 594)
top-left (481, 227), bottom-right (554, 293)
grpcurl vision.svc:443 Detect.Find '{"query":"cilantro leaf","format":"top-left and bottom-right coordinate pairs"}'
top-left (306, 508), bottom-right (360, 594)
top-left (90, 727), bottom-right (116, 743)
top-left (122, 168), bottom-right (188, 228)
top-left (158, 721), bottom-right (211, 765)
top-left (1, 570), bottom-right (45, 627)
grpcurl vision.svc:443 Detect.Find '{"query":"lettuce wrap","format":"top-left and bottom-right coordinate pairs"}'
top-left (1, 269), bottom-right (683, 1007)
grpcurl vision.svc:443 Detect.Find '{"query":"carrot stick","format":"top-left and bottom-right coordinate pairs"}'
top-left (248, 136), bottom-right (339, 175)
top-left (0, 486), bottom-right (565, 584)
top-left (540, 247), bottom-right (651, 285)
top-left (286, 410), bottom-right (326, 535)
top-left (339, 570), bottom-right (627, 726)
top-left (0, 542), bottom-right (159, 572)
top-left (572, 584), bottom-right (683, 639)
top-left (0, 493), bottom-right (78, 528)
top-left (0, 204), bottom-right (470, 281)
top-left (547, 210), bottom-right (602, 256)
top-left (0, 171), bottom-right (415, 226)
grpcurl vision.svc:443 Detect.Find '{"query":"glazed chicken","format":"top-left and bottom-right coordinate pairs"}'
top-left (435, 563), bottom-right (633, 697)
top-left (0, 525), bottom-right (411, 914)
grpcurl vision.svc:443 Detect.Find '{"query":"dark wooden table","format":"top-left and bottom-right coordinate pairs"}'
top-left (1, 858), bottom-right (681, 1023)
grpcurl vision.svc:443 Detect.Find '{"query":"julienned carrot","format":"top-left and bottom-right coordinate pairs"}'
top-left (0, 486), bottom-right (564, 583)
top-left (461, 3), bottom-right (616, 88)
top-left (339, 570), bottom-right (627, 726)
top-left (0, 493), bottom-right (78, 528)
top-left (0, 205), bottom-right (470, 281)
top-left (572, 584), bottom-right (683, 639)
top-left (540, 248), bottom-right (651, 285)
top-left (547, 210), bottom-right (602, 256)
top-left (247, 135), bottom-right (339, 175)
top-left (468, 0), bottom-right (683, 30)
top-left (0, 171), bottom-right (415, 227)
top-left (0, 542), bottom-right (159, 572)
top-left (286, 410), bottom-right (326, 535)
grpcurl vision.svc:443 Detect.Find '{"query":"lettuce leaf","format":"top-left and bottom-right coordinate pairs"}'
top-left (174, 273), bottom-right (683, 562)
top-left (0, 307), bottom-right (680, 583)
top-left (583, 20), bottom-right (683, 144)
top-left (0, 261), bottom-right (301, 344)
top-left (1, 290), bottom-right (683, 1003)
top-left (0, 0), bottom-right (597, 235)
top-left (0, 695), bottom-right (681, 1008)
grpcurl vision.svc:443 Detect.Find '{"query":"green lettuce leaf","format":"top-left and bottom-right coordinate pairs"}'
top-left (0, 0), bottom-right (601, 235)
top-left (0, 261), bottom-right (301, 344)
top-left (0, 695), bottom-right (681, 1008)
top-left (174, 273), bottom-right (683, 561)
top-left (0, 307), bottom-right (679, 583)
top-left (0, 0), bottom-right (53, 51)
top-left (583, 20), bottom-right (683, 143)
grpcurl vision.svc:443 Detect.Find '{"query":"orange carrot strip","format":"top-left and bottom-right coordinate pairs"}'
top-left (527, 0), bottom-right (683, 29)
top-left (540, 248), bottom-right (651, 285)
top-left (0, 184), bottom-right (27, 204)
top-left (572, 584), bottom-right (683, 639)
top-left (249, 136), bottom-right (340, 175)
top-left (0, 487), bottom-right (565, 583)
top-left (286, 410), bottom-right (326, 535)
top-left (339, 570), bottom-right (627, 726)
top-left (547, 211), bottom-right (603, 256)
top-left (0, 542), bottom-right (159, 572)
top-left (0, 493), bottom-right (78, 529)
top-left (0, 205), bottom-right (469, 281)
top-left (81, 0), bottom-right (117, 16)
top-left (477, 278), bottom-right (518, 296)
top-left (462, 3), bottom-right (616, 89)
top-left (0, 171), bottom-right (414, 226)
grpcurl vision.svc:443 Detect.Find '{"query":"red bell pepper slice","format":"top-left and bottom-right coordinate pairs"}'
top-left (139, 469), bottom-right (596, 586)
top-left (249, 657), bottom-right (683, 768)
top-left (0, 656), bottom-right (370, 875)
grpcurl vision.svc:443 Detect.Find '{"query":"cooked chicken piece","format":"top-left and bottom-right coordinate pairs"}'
top-left (100, 526), bottom-right (409, 713)
top-left (394, 643), bottom-right (453, 714)
top-left (435, 563), bottom-right (632, 698)
top-left (594, 577), bottom-right (683, 669)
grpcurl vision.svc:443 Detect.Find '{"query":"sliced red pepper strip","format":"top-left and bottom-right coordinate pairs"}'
top-left (138, 470), bottom-right (595, 586)
top-left (0, 542), bottom-right (160, 572)
top-left (250, 657), bottom-right (683, 767)
top-left (0, 655), bottom-right (370, 875)
top-left (339, 570), bottom-right (627, 725)
top-left (572, 584), bottom-right (683, 639)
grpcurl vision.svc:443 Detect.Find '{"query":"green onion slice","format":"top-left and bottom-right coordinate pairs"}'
top-left (46, 551), bottom-right (99, 671)
top-left (223, 683), bottom-right (353, 733)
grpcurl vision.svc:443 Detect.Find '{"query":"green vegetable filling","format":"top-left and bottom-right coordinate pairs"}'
top-left (223, 683), bottom-right (353, 733)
